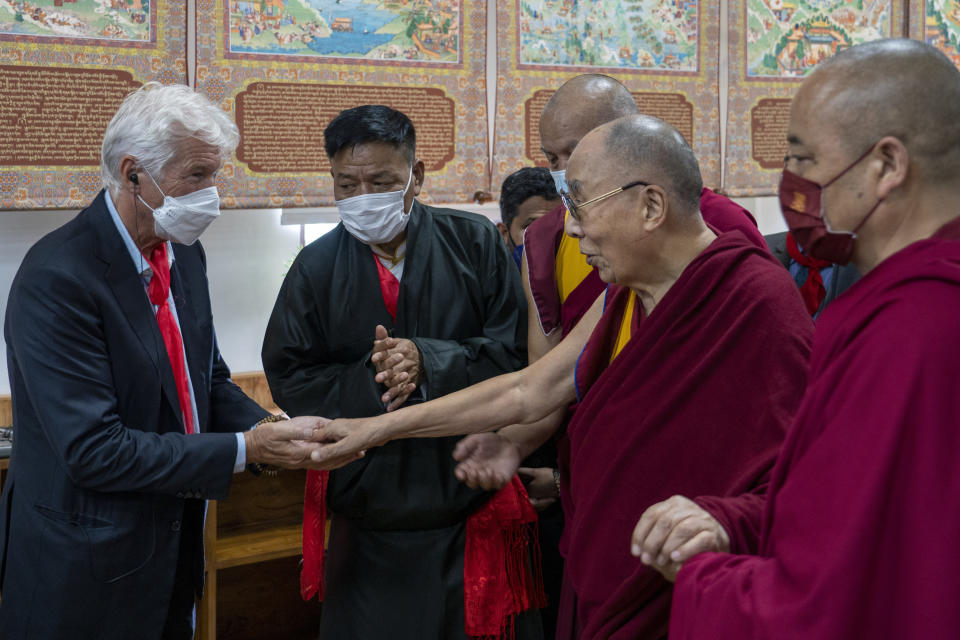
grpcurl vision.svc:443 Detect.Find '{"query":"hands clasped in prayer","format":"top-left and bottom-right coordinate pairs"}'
top-left (371, 324), bottom-right (421, 411)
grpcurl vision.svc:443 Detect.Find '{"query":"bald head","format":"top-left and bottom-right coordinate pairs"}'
top-left (543, 74), bottom-right (639, 132)
top-left (601, 115), bottom-right (703, 213)
top-left (539, 74), bottom-right (639, 170)
top-left (801, 38), bottom-right (960, 183)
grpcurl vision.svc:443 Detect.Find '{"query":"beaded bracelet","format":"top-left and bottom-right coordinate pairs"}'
top-left (248, 414), bottom-right (288, 477)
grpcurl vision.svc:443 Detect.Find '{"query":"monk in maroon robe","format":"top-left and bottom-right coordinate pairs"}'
top-left (632, 39), bottom-right (960, 639)
top-left (308, 114), bottom-right (815, 639)
top-left (513, 76), bottom-right (768, 539)
top-left (495, 83), bottom-right (770, 635)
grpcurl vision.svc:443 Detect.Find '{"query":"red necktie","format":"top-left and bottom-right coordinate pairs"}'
top-left (786, 231), bottom-right (832, 316)
top-left (143, 244), bottom-right (195, 434)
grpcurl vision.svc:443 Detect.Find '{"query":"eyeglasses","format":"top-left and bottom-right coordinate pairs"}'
top-left (560, 180), bottom-right (649, 221)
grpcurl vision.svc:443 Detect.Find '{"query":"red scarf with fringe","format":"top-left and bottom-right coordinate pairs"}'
top-left (300, 463), bottom-right (545, 638)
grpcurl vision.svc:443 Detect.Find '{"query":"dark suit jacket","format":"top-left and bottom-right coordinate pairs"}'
top-left (765, 231), bottom-right (861, 315)
top-left (0, 191), bottom-right (268, 639)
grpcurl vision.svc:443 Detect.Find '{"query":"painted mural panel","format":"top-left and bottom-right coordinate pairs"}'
top-left (492, 1), bottom-right (721, 199)
top-left (226, 0), bottom-right (460, 63)
top-left (518, 0), bottom-right (698, 71)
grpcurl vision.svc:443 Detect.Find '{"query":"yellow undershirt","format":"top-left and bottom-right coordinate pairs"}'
top-left (610, 292), bottom-right (637, 364)
top-left (555, 210), bottom-right (595, 303)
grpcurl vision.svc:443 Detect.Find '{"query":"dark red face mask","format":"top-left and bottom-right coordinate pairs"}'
top-left (778, 144), bottom-right (882, 265)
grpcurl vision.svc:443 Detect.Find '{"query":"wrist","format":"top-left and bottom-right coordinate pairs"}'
top-left (376, 412), bottom-right (402, 447)
top-left (243, 429), bottom-right (257, 462)
top-left (500, 431), bottom-right (530, 460)
top-left (245, 415), bottom-right (287, 475)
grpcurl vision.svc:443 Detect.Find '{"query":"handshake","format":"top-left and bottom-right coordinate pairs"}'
top-left (243, 415), bottom-right (382, 472)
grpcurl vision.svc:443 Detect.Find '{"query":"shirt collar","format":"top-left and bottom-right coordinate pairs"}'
top-left (371, 240), bottom-right (406, 266)
top-left (105, 189), bottom-right (174, 277)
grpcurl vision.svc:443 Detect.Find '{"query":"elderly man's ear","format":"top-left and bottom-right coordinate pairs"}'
top-left (640, 185), bottom-right (668, 231)
top-left (119, 156), bottom-right (141, 194)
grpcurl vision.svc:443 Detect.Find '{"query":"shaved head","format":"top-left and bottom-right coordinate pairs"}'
top-left (602, 115), bottom-right (703, 213)
top-left (539, 74), bottom-right (639, 169)
top-left (543, 74), bottom-right (639, 134)
top-left (802, 38), bottom-right (960, 182)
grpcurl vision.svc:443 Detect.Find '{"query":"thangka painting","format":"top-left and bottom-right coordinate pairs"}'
top-left (723, 0), bottom-right (905, 196)
top-left (518, 0), bottom-right (699, 71)
top-left (226, 0), bottom-right (460, 64)
top-left (0, 0), bottom-right (153, 43)
top-left (491, 0), bottom-right (721, 197)
top-left (910, 0), bottom-right (960, 67)
top-left (0, 0), bottom-right (186, 209)
top-left (200, 0), bottom-right (485, 208)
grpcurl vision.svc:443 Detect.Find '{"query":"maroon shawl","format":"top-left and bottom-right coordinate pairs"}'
top-left (671, 216), bottom-right (960, 640)
top-left (524, 203), bottom-right (603, 338)
top-left (562, 230), bottom-right (814, 639)
top-left (524, 190), bottom-right (767, 338)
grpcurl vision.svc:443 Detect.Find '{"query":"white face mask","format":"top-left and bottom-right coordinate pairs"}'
top-left (335, 169), bottom-right (414, 245)
top-left (550, 169), bottom-right (568, 195)
top-left (138, 171), bottom-right (221, 245)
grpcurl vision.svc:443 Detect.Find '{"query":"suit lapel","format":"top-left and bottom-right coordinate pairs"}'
top-left (90, 192), bottom-right (183, 425)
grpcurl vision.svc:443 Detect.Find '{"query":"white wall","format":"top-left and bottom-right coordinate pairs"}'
top-left (736, 196), bottom-right (786, 236)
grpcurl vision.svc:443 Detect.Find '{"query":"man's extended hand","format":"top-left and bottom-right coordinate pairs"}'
top-left (452, 433), bottom-right (521, 491)
top-left (371, 324), bottom-right (420, 411)
top-left (244, 416), bottom-right (337, 469)
top-left (306, 417), bottom-right (381, 470)
top-left (630, 495), bottom-right (731, 582)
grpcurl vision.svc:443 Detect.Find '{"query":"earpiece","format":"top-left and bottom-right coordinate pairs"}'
top-left (129, 173), bottom-right (139, 185)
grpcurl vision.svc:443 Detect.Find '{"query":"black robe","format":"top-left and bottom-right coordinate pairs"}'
top-left (262, 201), bottom-right (537, 639)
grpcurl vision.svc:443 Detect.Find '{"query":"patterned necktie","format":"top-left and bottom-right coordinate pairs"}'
top-left (142, 244), bottom-right (195, 434)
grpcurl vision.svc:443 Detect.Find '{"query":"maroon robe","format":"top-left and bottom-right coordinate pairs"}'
top-left (524, 202), bottom-right (603, 339)
top-left (524, 189), bottom-right (767, 338)
top-left (670, 216), bottom-right (960, 640)
top-left (561, 230), bottom-right (814, 639)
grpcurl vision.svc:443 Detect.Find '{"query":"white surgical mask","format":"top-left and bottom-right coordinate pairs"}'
top-left (336, 169), bottom-right (413, 245)
top-left (138, 171), bottom-right (221, 245)
top-left (550, 169), bottom-right (568, 195)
